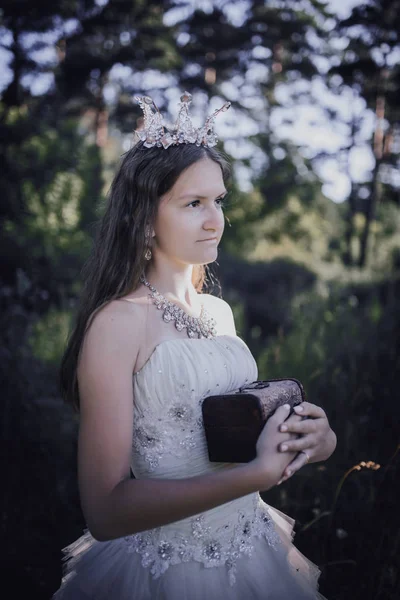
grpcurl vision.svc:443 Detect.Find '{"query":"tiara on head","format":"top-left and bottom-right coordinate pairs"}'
top-left (134, 92), bottom-right (231, 149)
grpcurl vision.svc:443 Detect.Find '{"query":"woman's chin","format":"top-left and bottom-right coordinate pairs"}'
top-left (197, 248), bottom-right (219, 264)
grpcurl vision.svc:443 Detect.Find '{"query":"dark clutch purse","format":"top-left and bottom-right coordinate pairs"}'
top-left (201, 379), bottom-right (306, 463)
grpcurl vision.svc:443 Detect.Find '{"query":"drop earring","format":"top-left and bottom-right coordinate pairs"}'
top-left (144, 225), bottom-right (153, 260)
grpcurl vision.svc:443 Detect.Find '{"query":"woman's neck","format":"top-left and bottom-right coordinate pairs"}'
top-left (143, 264), bottom-right (199, 309)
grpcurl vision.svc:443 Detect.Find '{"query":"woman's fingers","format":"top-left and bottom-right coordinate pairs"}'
top-left (280, 417), bottom-right (318, 435)
top-left (293, 402), bottom-right (326, 419)
top-left (271, 403), bottom-right (292, 425)
top-left (277, 451), bottom-right (311, 484)
top-left (279, 434), bottom-right (316, 453)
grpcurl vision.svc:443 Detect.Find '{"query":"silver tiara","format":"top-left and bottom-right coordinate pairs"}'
top-left (134, 92), bottom-right (231, 149)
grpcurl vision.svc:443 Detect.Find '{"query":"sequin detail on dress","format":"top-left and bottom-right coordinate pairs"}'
top-left (123, 494), bottom-right (281, 586)
top-left (132, 375), bottom-right (203, 472)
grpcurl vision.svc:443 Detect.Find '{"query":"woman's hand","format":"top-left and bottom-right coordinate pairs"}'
top-left (276, 401), bottom-right (337, 484)
top-left (252, 404), bottom-right (299, 490)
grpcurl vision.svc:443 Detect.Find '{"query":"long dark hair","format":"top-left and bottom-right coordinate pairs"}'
top-left (60, 141), bottom-right (231, 411)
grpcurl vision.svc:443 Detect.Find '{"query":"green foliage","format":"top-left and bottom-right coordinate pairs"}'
top-left (28, 308), bottom-right (73, 366)
top-left (1, 109), bottom-right (101, 298)
top-left (246, 193), bottom-right (342, 268)
top-left (220, 186), bottom-right (264, 256)
top-left (258, 289), bottom-right (368, 427)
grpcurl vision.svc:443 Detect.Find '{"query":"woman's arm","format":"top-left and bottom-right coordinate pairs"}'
top-left (102, 462), bottom-right (269, 541)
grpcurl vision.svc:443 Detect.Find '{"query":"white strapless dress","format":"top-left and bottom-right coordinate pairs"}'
top-left (53, 335), bottom-right (326, 599)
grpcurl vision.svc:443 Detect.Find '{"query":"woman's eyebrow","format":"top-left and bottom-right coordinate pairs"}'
top-left (178, 190), bottom-right (228, 200)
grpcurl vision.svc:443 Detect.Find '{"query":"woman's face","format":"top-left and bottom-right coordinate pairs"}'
top-left (153, 157), bottom-right (227, 266)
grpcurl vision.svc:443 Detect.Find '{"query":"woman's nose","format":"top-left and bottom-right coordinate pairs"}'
top-left (202, 205), bottom-right (223, 231)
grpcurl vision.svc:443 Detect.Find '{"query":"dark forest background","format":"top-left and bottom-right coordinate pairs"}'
top-left (1, 1), bottom-right (399, 599)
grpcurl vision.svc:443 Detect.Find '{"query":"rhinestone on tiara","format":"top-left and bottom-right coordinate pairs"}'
top-left (140, 276), bottom-right (217, 339)
top-left (134, 92), bottom-right (231, 149)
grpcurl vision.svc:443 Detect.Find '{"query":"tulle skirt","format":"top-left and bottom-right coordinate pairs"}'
top-left (52, 506), bottom-right (326, 600)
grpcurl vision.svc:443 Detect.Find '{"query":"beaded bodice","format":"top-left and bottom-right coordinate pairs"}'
top-left (127, 335), bottom-right (281, 586)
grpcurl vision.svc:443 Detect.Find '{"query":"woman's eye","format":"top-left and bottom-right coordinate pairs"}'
top-left (187, 196), bottom-right (227, 208)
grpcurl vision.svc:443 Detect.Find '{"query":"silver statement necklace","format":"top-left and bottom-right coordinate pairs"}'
top-left (140, 275), bottom-right (217, 339)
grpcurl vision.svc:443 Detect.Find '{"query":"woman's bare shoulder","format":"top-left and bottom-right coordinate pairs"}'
top-left (83, 297), bottom-right (149, 356)
top-left (201, 293), bottom-right (236, 336)
top-left (201, 293), bottom-right (231, 311)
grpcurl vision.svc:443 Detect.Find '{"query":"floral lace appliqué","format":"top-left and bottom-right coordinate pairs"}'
top-left (132, 375), bottom-right (208, 472)
top-left (123, 495), bottom-right (281, 586)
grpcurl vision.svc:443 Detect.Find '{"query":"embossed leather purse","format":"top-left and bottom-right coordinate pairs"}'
top-left (201, 379), bottom-right (306, 463)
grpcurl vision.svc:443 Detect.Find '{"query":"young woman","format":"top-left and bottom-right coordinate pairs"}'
top-left (53, 94), bottom-right (336, 599)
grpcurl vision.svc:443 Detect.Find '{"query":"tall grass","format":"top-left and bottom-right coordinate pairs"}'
top-left (256, 280), bottom-right (400, 599)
